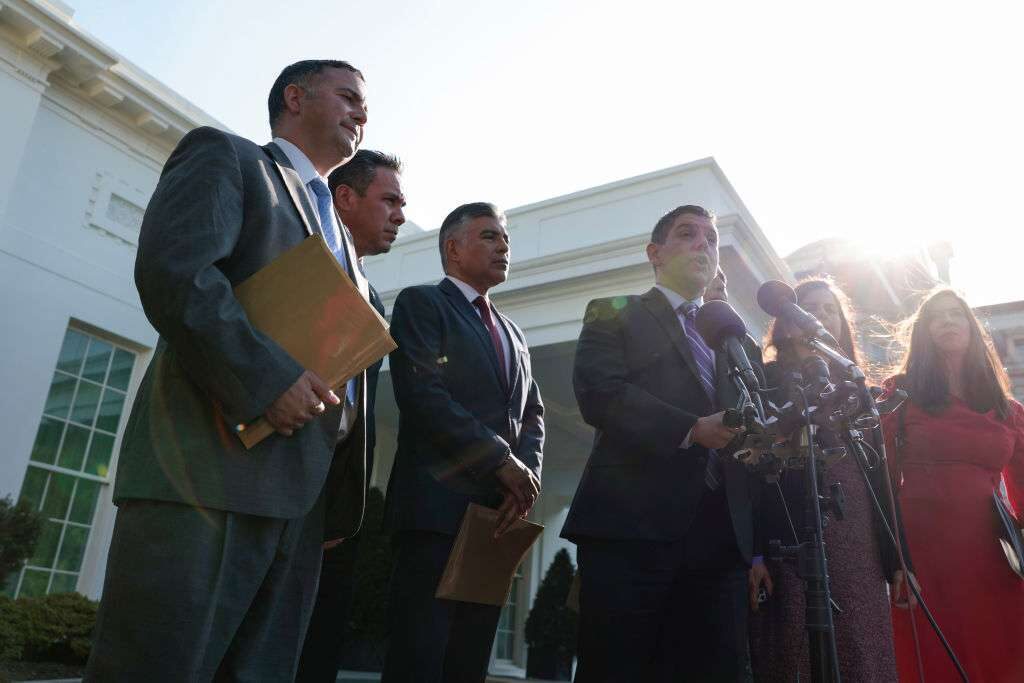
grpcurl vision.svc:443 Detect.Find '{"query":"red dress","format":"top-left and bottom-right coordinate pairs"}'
top-left (883, 395), bottom-right (1024, 682)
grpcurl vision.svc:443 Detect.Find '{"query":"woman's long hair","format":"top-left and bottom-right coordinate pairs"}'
top-left (764, 277), bottom-right (860, 370)
top-left (893, 288), bottom-right (1010, 419)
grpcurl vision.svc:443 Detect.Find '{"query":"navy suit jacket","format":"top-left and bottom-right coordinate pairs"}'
top-left (561, 288), bottom-right (762, 562)
top-left (383, 278), bottom-right (544, 535)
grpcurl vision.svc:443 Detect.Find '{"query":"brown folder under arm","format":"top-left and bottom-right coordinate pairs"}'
top-left (435, 503), bottom-right (544, 606)
top-left (233, 235), bottom-right (397, 449)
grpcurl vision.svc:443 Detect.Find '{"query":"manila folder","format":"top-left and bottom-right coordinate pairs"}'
top-left (435, 503), bottom-right (544, 606)
top-left (233, 234), bottom-right (396, 449)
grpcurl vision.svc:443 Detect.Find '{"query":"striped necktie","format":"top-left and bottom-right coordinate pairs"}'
top-left (680, 302), bottom-right (722, 490)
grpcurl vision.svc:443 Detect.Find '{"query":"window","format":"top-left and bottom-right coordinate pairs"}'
top-left (494, 564), bottom-right (524, 661)
top-left (6, 328), bottom-right (136, 597)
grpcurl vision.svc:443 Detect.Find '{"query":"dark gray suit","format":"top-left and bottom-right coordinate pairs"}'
top-left (562, 288), bottom-right (763, 683)
top-left (85, 127), bottom-right (368, 682)
top-left (382, 278), bottom-right (544, 683)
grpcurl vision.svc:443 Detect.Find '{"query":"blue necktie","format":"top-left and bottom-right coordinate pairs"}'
top-left (308, 178), bottom-right (357, 406)
top-left (681, 302), bottom-right (722, 490)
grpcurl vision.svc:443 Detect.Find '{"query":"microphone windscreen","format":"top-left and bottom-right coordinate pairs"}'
top-left (694, 300), bottom-right (747, 349)
top-left (757, 280), bottom-right (797, 317)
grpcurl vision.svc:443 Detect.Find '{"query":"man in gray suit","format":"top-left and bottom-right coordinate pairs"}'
top-left (85, 60), bottom-right (372, 681)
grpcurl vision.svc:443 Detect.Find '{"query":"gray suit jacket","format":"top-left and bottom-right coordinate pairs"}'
top-left (114, 126), bottom-right (368, 539)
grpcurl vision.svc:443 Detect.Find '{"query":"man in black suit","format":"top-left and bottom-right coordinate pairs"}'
top-left (297, 149), bottom-right (406, 682)
top-left (382, 202), bottom-right (544, 683)
top-left (562, 205), bottom-right (762, 682)
top-left (86, 61), bottom-right (372, 681)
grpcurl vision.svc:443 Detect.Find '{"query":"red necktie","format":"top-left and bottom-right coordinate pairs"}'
top-left (473, 296), bottom-right (508, 390)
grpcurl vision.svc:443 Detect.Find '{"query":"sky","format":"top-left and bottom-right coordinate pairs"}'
top-left (66, 0), bottom-right (1023, 306)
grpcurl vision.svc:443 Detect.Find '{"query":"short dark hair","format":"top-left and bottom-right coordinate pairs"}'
top-left (268, 60), bottom-right (363, 130)
top-left (650, 205), bottom-right (716, 245)
top-left (438, 202), bottom-right (505, 271)
top-left (328, 149), bottom-right (402, 197)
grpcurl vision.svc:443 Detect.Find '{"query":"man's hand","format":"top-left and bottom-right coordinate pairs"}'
top-left (495, 454), bottom-right (540, 518)
top-left (748, 561), bottom-right (774, 612)
top-left (692, 411), bottom-right (742, 450)
top-left (264, 370), bottom-right (340, 436)
top-left (891, 569), bottom-right (919, 609)
top-left (494, 492), bottom-right (522, 539)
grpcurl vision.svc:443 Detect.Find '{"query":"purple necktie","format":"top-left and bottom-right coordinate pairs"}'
top-left (681, 302), bottom-right (722, 490)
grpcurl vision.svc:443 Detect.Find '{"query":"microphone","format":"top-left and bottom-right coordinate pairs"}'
top-left (694, 300), bottom-right (760, 392)
top-left (756, 280), bottom-right (840, 348)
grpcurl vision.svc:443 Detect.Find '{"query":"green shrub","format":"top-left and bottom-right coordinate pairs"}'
top-left (524, 549), bottom-right (578, 679)
top-left (0, 595), bottom-right (27, 660)
top-left (0, 496), bottom-right (43, 579)
top-left (0, 593), bottom-right (98, 664)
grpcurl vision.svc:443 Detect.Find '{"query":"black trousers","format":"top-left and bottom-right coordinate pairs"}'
top-left (84, 494), bottom-right (325, 682)
top-left (381, 530), bottom-right (502, 683)
top-left (574, 488), bottom-right (751, 683)
top-left (295, 533), bottom-right (363, 682)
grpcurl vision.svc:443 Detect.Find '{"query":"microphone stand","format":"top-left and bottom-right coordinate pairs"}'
top-left (770, 382), bottom-right (841, 683)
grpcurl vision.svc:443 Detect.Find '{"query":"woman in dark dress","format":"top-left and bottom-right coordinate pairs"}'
top-left (883, 289), bottom-right (1024, 682)
top-left (747, 278), bottom-right (904, 682)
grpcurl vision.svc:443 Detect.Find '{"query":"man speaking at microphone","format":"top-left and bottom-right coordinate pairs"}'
top-left (562, 205), bottom-right (763, 682)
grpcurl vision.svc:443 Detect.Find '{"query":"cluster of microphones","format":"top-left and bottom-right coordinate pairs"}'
top-left (694, 281), bottom-right (907, 475)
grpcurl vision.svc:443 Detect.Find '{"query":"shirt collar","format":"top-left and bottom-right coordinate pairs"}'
top-left (272, 136), bottom-right (325, 187)
top-left (654, 284), bottom-right (703, 313)
top-left (445, 275), bottom-right (486, 304)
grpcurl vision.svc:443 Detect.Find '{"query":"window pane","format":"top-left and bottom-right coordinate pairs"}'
top-left (70, 380), bottom-right (101, 427)
top-left (41, 472), bottom-right (74, 520)
top-left (56, 525), bottom-right (88, 572)
top-left (82, 339), bottom-right (113, 384)
top-left (85, 433), bottom-right (114, 478)
top-left (43, 372), bottom-right (76, 419)
top-left (69, 480), bottom-right (100, 524)
top-left (96, 388), bottom-right (126, 433)
top-left (57, 424), bottom-right (90, 471)
top-left (18, 466), bottom-right (48, 510)
top-left (57, 329), bottom-right (88, 375)
top-left (3, 572), bottom-right (17, 598)
top-left (19, 569), bottom-right (51, 598)
top-left (29, 417), bottom-right (64, 465)
top-left (108, 348), bottom-right (134, 391)
top-left (30, 519), bottom-right (63, 567)
top-left (49, 573), bottom-right (78, 595)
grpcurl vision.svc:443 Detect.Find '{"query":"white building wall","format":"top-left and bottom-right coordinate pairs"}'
top-left (0, 0), bottom-right (223, 598)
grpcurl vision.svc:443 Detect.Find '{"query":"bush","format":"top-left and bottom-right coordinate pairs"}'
top-left (0, 596), bottom-right (26, 660)
top-left (0, 496), bottom-right (43, 579)
top-left (0, 593), bottom-right (97, 664)
top-left (524, 549), bottom-right (578, 680)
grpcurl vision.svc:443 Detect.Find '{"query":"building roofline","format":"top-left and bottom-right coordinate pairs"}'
top-left (1, 0), bottom-right (227, 144)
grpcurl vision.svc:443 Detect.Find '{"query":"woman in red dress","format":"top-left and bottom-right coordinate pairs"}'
top-left (884, 288), bottom-right (1024, 682)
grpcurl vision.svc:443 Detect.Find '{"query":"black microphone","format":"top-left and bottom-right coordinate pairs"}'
top-left (694, 300), bottom-right (760, 392)
top-left (756, 280), bottom-right (840, 348)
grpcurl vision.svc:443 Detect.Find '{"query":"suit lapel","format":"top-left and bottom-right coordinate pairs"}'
top-left (640, 288), bottom-right (704, 393)
top-left (494, 310), bottom-right (522, 398)
top-left (264, 142), bottom-right (316, 237)
top-left (438, 279), bottom-right (507, 393)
